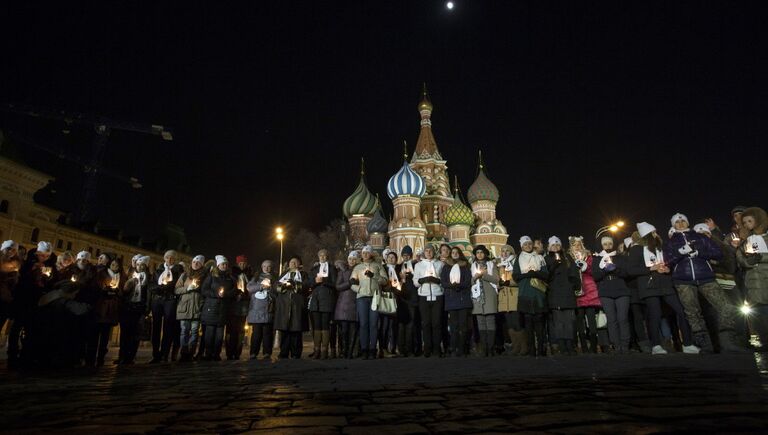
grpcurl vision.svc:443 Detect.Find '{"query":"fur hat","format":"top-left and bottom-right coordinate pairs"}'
top-left (215, 255), bottom-right (228, 266)
top-left (742, 207), bottom-right (768, 234)
top-left (37, 241), bottom-right (52, 254)
top-left (637, 222), bottom-right (656, 238)
top-left (670, 213), bottom-right (689, 226)
top-left (401, 245), bottom-right (413, 256)
top-left (1, 240), bottom-right (17, 251)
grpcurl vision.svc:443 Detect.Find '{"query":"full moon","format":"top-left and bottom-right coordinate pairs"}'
top-left (446, 1), bottom-right (454, 10)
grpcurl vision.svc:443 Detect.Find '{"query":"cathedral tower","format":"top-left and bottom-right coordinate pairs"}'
top-left (387, 149), bottom-right (427, 255)
top-left (467, 151), bottom-right (509, 257)
top-left (342, 158), bottom-right (380, 248)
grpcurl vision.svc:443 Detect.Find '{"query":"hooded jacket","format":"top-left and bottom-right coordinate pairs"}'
top-left (663, 230), bottom-right (722, 285)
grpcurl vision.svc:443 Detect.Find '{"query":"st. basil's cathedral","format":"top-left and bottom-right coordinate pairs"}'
top-left (341, 85), bottom-right (509, 258)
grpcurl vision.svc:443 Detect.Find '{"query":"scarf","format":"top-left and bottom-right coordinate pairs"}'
top-left (598, 250), bottom-right (617, 269)
top-left (318, 262), bottom-right (329, 277)
top-left (131, 271), bottom-right (147, 302)
top-left (471, 260), bottom-right (497, 298)
top-left (518, 251), bottom-right (544, 273)
top-left (387, 264), bottom-right (401, 290)
top-left (279, 270), bottom-right (302, 288)
top-left (498, 255), bottom-right (514, 270)
top-left (643, 247), bottom-right (665, 267)
top-left (157, 263), bottom-right (173, 286)
top-left (449, 263), bottom-right (461, 284)
top-left (107, 268), bottom-right (120, 289)
top-left (747, 234), bottom-right (768, 254)
top-left (401, 260), bottom-right (414, 274)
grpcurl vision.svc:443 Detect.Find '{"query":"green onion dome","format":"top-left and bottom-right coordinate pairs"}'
top-left (444, 191), bottom-right (475, 227)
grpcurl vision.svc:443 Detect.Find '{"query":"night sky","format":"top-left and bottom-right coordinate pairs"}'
top-left (2, 2), bottom-right (766, 260)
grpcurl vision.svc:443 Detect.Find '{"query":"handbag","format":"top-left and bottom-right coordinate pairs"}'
top-left (596, 312), bottom-right (608, 329)
top-left (138, 314), bottom-right (152, 341)
top-left (372, 288), bottom-right (397, 315)
top-left (530, 277), bottom-right (548, 292)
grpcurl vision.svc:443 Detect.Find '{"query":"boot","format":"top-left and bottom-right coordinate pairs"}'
top-left (485, 331), bottom-right (493, 357)
top-left (311, 330), bottom-right (321, 360)
top-left (589, 334), bottom-right (599, 353)
top-left (171, 344), bottom-right (180, 362)
top-left (693, 331), bottom-right (715, 354)
top-left (513, 330), bottom-right (528, 356)
top-left (718, 331), bottom-right (749, 354)
top-left (320, 331), bottom-right (330, 360)
top-left (638, 340), bottom-right (652, 354)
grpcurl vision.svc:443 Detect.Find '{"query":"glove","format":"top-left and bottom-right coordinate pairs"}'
top-left (418, 277), bottom-right (428, 284)
top-left (431, 276), bottom-right (442, 284)
top-left (604, 263), bottom-right (617, 272)
top-left (746, 253), bottom-right (762, 265)
top-left (349, 278), bottom-right (359, 286)
top-left (678, 244), bottom-right (693, 255)
top-left (364, 270), bottom-right (375, 278)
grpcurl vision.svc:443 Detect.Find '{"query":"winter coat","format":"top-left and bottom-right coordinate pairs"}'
top-left (94, 268), bottom-right (124, 324)
top-left (227, 272), bottom-right (251, 319)
top-left (591, 253), bottom-right (631, 299)
top-left (308, 262), bottom-right (337, 312)
top-left (496, 258), bottom-right (519, 313)
top-left (246, 272), bottom-right (276, 324)
top-left (72, 263), bottom-right (99, 308)
top-left (174, 269), bottom-right (207, 321)
top-left (121, 270), bottom-right (152, 313)
top-left (545, 253), bottom-right (579, 310)
top-left (413, 259), bottom-right (445, 301)
top-left (664, 230), bottom-right (721, 285)
top-left (14, 251), bottom-right (57, 318)
top-left (200, 272), bottom-right (236, 325)
top-left (576, 255), bottom-right (601, 308)
top-left (0, 253), bottom-right (21, 304)
top-left (398, 260), bottom-right (419, 307)
top-left (710, 236), bottom-right (739, 291)
top-left (737, 233), bottom-right (768, 305)
top-left (150, 263), bottom-right (185, 301)
top-left (273, 270), bottom-right (311, 332)
top-left (470, 260), bottom-right (500, 315)
top-left (440, 259), bottom-right (473, 311)
top-left (626, 245), bottom-right (676, 299)
top-left (350, 261), bottom-right (388, 298)
top-left (512, 254), bottom-right (549, 314)
top-left (334, 266), bottom-right (357, 321)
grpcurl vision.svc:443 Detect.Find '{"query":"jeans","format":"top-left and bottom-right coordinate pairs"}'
top-left (676, 281), bottom-right (738, 333)
top-left (600, 296), bottom-right (631, 349)
top-left (419, 296), bottom-right (444, 356)
top-left (179, 319), bottom-right (201, 350)
top-left (151, 298), bottom-right (178, 359)
top-left (249, 323), bottom-right (273, 357)
top-left (448, 309), bottom-right (470, 356)
top-left (356, 297), bottom-right (379, 351)
top-left (645, 295), bottom-right (692, 346)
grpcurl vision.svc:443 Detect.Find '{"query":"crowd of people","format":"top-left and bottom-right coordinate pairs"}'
top-left (1, 206), bottom-right (766, 369)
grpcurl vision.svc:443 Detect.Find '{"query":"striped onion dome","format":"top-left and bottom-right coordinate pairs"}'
top-left (367, 208), bottom-right (388, 234)
top-left (387, 162), bottom-right (426, 199)
top-left (444, 191), bottom-right (474, 227)
top-left (343, 175), bottom-right (379, 218)
top-left (467, 167), bottom-right (499, 204)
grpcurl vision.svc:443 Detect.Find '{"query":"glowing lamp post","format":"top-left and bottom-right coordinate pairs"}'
top-left (595, 221), bottom-right (625, 239)
top-left (276, 227), bottom-right (284, 275)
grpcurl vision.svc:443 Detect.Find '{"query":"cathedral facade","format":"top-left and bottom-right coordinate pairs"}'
top-left (342, 86), bottom-right (509, 258)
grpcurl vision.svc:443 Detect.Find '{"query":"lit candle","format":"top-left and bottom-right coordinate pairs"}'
top-left (70, 275), bottom-right (77, 283)
top-left (261, 278), bottom-right (271, 287)
top-left (555, 253), bottom-right (561, 261)
top-left (110, 276), bottom-right (120, 289)
top-left (191, 279), bottom-right (199, 289)
top-left (41, 267), bottom-right (52, 277)
top-left (218, 287), bottom-right (224, 297)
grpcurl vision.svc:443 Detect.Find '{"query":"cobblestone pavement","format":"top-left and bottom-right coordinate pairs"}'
top-left (1, 350), bottom-right (767, 434)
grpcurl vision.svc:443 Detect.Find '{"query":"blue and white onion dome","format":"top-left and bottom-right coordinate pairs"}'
top-left (387, 162), bottom-right (426, 199)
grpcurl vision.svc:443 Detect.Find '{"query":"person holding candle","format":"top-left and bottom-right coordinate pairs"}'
top-left (737, 207), bottom-right (768, 348)
top-left (545, 237), bottom-right (580, 356)
top-left (274, 255), bottom-right (311, 359)
top-left (72, 250), bottom-right (100, 366)
top-left (200, 255), bottom-right (236, 361)
top-left (378, 250), bottom-right (400, 358)
top-left (396, 245), bottom-right (419, 357)
top-left (440, 246), bottom-right (472, 357)
top-left (175, 255), bottom-right (208, 362)
top-left (665, 213), bottom-right (743, 353)
top-left (226, 255), bottom-right (252, 361)
top-left (469, 245), bottom-right (500, 357)
top-left (351, 245), bottom-right (388, 359)
top-left (569, 236), bottom-right (601, 354)
top-left (308, 249), bottom-right (337, 359)
top-left (413, 245), bottom-right (445, 358)
top-left (246, 260), bottom-right (277, 360)
top-left (513, 236), bottom-right (549, 357)
top-left (497, 244), bottom-right (524, 356)
top-left (0, 240), bottom-right (22, 337)
top-left (119, 255), bottom-right (152, 365)
top-left (89, 257), bottom-right (124, 366)
top-left (628, 222), bottom-right (699, 355)
top-left (592, 235), bottom-right (633, 353)
top-left (148, 250), bottom-right (184, 364)
top-left (335, 252), bottom-right (359, 359)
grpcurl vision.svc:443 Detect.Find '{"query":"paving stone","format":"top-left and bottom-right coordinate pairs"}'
top-left (360, 402), bottom-right (444, 413)
top-left (251, 416), bottom-right (348, 429)
top-left (278, 405), bottom-right (359, 416)
top-left (342, 423), bottom-right (429, 435)
top-left (244, 426), bottom-right (341, 435)
top-left (427, 418), bottom-right (518, 433)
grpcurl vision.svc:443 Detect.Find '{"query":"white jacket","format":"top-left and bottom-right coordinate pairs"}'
top-left (412, 259), bottom-right (444, 301)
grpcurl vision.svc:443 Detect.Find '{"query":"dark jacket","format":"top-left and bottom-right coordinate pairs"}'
top-left (94, 268), bottom-right (124, 324)
top-left (664, 230), bottom-right (721, 285)
top-left (14, 251), bottom-right (57, 318)
top-left (308, 262), bottom-right (337, 313)
top-left (626, 245), bottom-right (676, 299)
top-left (228, 272), bottom-right (251, 318)
top-left (334, 266), bottom-right (357, 321)
top-left (200, 271), bottom-right (236, 325)
top-left (398, 261), bottom-right (419, 307)
top-left (545, 253), bottom-right (579, 310)
top-left (150, 263), bottom-right (185, 301)
top-left (273, 270), bottom-right (311, 332)
top-left (591, 253), bottom-right (631, 299)
top-left (121, 270), bottom-right (153, 313)
top-left (246, 272), bottom-right (276, 324)
top-left (512, 254), bottom-right (549, 314)
top-left (440, 259), bottom-right (473, 311)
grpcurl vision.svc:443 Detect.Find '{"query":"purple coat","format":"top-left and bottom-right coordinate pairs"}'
top-left (334, 267), bottom-right (357, 322)
top-left (664, 230), bottom-right (722, 285)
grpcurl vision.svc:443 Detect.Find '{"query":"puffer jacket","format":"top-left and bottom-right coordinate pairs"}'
top-left (200, 272), bottom-right (236, 325)
top-left (576, 255), bottom-right (601, 307)
top-left (545, 253), bottom-right (579, 310)
top-left (175, 269), bottom-right (207, 320)
top-left (591, 252), bottom-right (631, 299)
top-left (308, 262), bottom-right (337, 312)
top-left (350, 261), bottom-right (387, 298)
top-left (737, 233), bottom-right (768, 305)
top-left (440, 259), bottom-right (472, 311)
top-left (413, 259), bottom-right (445, 301)
top-left (664, 230), bottom-right (722, 285)
top-left (334, 266), bottom-right (357, 321)
top-left (246, 272), bottom-right (276, 324)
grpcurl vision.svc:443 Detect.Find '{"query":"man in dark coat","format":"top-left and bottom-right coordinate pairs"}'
top-left (148, 250), bottom-right (184, 363)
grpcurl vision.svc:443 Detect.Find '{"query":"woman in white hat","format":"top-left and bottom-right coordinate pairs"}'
top-left (174, 255), bottom-right (208, 362)
top-left (246, 260), bottom-right (277, 360)
top-left (512, 236), bottom-right (549, 357)
top-left (545, 236), bottom-right (580, 355)
top-left (592, 235), bottom-right (632, 353)
top-left (200, 255), bottom-right (236, 361)
top-left (119, 255), bottom-right (153, 364)
top-left (351, 245), bottom-right (388, 359)
top-left (335, 251), bottom-right (359, 359)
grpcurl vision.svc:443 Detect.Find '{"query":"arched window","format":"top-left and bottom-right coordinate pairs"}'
top-left (0, 200), bottom-right (8, 213)
top-left (31, 228), bottom-right (40, 243)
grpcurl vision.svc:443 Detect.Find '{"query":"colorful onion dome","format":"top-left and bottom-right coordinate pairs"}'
top-left (367, 208), bottom-right (388, 234)
top-left (444, 191), bottom-right (474, 227)
top-left (467, 151), bottom-right (499, 203)
top-left (343, 160), bottom-right (379, 217)
top-left (387, 162), bottom-right (426, 199)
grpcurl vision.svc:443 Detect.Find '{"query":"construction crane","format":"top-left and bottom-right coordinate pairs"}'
top-left (0, 103), bottom-right (173, 223)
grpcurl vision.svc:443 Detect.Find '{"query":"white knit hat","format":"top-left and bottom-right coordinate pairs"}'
top-left (624, 237), bottom-right (633, 248)
top-left (1, 240), bottom-right (17, 251)
top-left (347, 250), bottom-right (360, 259)
top-left (548, 236), bottom-right (562, 246)
top-left (693, 223), bottom-right (711, 235)
top-left (76, 251), bottom-right (91, 261)
top-left (136, 255), bottom-right (151, 266)
top-left (215, 255), bottom-right (228, 266)
top-left (519, 236), bottom-right (532, 247)
top-left (361, 245), bottom-right (373, 253)
top-left (670, 213), bottom-right (688, 226)
top-left (192, 255), bottom-right (205, 264)
top-left (37, 241), bottom-right (52, 253)
top-left (636, 222), bottom-right (656, 238)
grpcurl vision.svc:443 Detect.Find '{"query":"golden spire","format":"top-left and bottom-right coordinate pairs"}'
top-left (403, 140), bottom-right (409, 162)
top-left (418, 82), bottom-right (433, 112)
top-left (360, 157), bottom-right (365, 176)
top-left (454, 175), bottom-right (459, 195)
top-left (478, 150), bottom-right (484, 170)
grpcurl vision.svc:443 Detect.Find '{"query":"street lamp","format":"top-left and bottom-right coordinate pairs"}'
top-left (275, 227), bottom-right (284, 275)
top-left (595, 221), bottom-right (626, 239)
